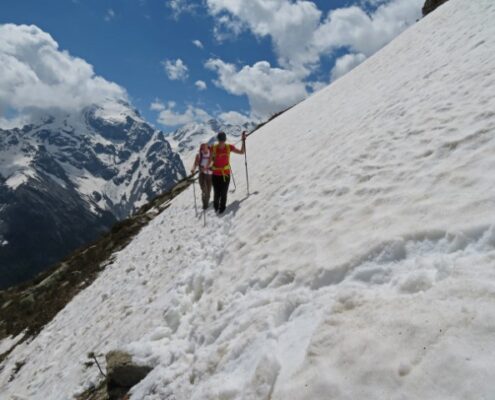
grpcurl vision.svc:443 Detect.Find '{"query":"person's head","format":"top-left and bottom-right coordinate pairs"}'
top-left (200, 143), bottom-right (208, 151)
top-left (217, 132), bottom-right (227, 143)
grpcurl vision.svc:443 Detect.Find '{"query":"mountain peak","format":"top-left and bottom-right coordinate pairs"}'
top-left (0, 104), bottom-right (185, 289)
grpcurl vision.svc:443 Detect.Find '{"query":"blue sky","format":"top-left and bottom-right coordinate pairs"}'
top-left (0, 0), bottom-right (423, 130)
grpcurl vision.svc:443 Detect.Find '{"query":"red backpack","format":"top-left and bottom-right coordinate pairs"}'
top-left (211, 144), bottom-right (231, 176)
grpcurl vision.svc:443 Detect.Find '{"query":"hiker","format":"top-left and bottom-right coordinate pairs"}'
top-left (210, 131), bottom-right (246, 214)
top-left (191, 143), bottom-right (212, 210)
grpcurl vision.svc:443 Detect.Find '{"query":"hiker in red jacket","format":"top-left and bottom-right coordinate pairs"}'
top-left (191, 143), bottom-right (212, 210)
top-left (210, 131), bottom-right (246, 214)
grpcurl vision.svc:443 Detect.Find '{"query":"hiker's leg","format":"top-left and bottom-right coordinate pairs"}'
top-left (205, 174), bottom-right (212, 208)
top-left (212, 175), bottom-right (221, 211)
top-left (219, 176), bottom-right (230, 213)
top-left (199, 173), bottom-right (208, 209)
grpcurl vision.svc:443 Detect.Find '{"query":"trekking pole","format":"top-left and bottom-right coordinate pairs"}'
top-left (243, 137), bottom-right (250, 196)
top-left (230, 169), bottom-right (237, 192)
top-left (192, 179), bottom-right (198, 216)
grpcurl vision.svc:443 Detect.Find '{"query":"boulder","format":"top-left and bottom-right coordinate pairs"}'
top-left (105, 350), bottom-right (152, 400)
top-left (422, 0), bottom-right (449, 16)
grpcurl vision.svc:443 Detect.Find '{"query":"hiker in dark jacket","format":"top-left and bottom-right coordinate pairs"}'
top-left (191, 143), bottom-right (213, 210)
top-left (210, 131), bottom-right (246, 214)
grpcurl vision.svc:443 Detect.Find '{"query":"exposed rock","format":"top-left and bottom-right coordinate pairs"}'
top-left (106, 350), bottom-right (152, 400)
top-left (422, 0), bottom-right (449, 16)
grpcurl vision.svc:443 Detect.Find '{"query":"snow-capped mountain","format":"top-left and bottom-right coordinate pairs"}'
top-left (2, 0), bottom-right (495, 399)
top-left (0, 102), bottom-right (185, 288)
top-left (168, 119), bottom-right (256, 165)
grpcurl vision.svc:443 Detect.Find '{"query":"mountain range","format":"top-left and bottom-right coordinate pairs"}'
top-left (0, 102), bottom-right (185, 289)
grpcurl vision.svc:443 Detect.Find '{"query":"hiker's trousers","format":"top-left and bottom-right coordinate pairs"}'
top-left (212, 174), bottom-right (230, 213)
top-left (199, 172), bottom-right (212, 209)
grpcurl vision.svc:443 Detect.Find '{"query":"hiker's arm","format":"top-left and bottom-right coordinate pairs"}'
top-left (231, 132), bottom-right (246, 154)
top-left (191, 154), bottom-right (199, 174)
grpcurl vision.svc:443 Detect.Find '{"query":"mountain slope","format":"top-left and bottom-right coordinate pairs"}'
top-left (2, 0), bottom-right (495, 398)
top-left (0, 103), bottom-right (185, 288)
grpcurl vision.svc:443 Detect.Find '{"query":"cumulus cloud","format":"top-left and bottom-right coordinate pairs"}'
top-left (162, 58), bottom-right (189, 81)
top-left (203, 0), bottom-right (422, 118)
top-left (358, 0), bottom-right (390, 7)
top-left (167, 0), bottom-right (198, 19)
top-left (195, 80), bottom-right (207, 90)
top-left (206, 0), bottom-right (321, 71)
top-left (0, 113), bottom-right (31, 130)
top-left (192, 39), bottom-right (204, 49)
top-left (205, 59), bottom-right (307, 119)
top-left (313, 0), bottom-right (422, 58)
top-left (0, 24), bottom-right (127, 127)
top-left (330, 53), bottom-right (366, 81)
top-left (151, 100), bottom-right (211, 126)
top-left (206, 0), bottom-right (422, 72)
top-left (306, 80), bottom-right (327, 93)
top-left (212, 13), bottom-right (247, 42)
top-left (218, 110), bottom-right (252, 125)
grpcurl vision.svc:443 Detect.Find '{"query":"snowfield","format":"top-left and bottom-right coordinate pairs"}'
top-left (2, 0), bottom-right (495, 398)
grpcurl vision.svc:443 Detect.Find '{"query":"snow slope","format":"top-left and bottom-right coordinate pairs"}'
top-left (2, 0), bottom-right (495, 398)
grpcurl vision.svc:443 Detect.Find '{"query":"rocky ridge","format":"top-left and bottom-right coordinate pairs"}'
top-left (0, 102), bottom-right (185, 288)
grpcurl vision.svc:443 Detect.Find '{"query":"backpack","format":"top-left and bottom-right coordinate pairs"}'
top-left (199, 147), bottom-right (211, 170)
top-left (211, 144), bottom-right (231, 176)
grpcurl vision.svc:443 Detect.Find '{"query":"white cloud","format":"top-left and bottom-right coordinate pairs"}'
top-left (204, 0), bottom-right (422, 116)
top-left (313, 0), bottom-right (423, 58)
top-left (206, 0), bottom-right (321, 71)
top-left (150, 100), bottom-right (166, 111)
top-left (192, 39), bottom-right (204, 49)
top-left (218, 110), bottom-right (252, 125)
top-left (167, 0), bottom-right (198, 19)
top-left (151, 100), bottom-right (211, 126)
top-left (212, 13), bottom-right (246, 42)
top-left (0, 113), bottom-right (31, 130)
top-left (330, 53), bottom-right (366, 81)
top-left (0, 24), bottom-right (127, 127)
top-left (358, 0), bottom-right (389, 7)
top-left (195, 80), bottom-right (207, 90)
top-left (206, 0), bottom-right (422, 72)
top-left (104, 9), bottom-right (116, 22)
top-left (306, 80), bottom-right (327, 93)
top-left (162, 58), bottom-right (189, 81)
top-left (206, 59), bottom-right (307, 120)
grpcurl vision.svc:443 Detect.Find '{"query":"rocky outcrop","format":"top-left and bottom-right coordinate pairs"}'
top-left (422, 0), bottom-right (449, 16)
top-left (106, 351), bottom-right (152, 400)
